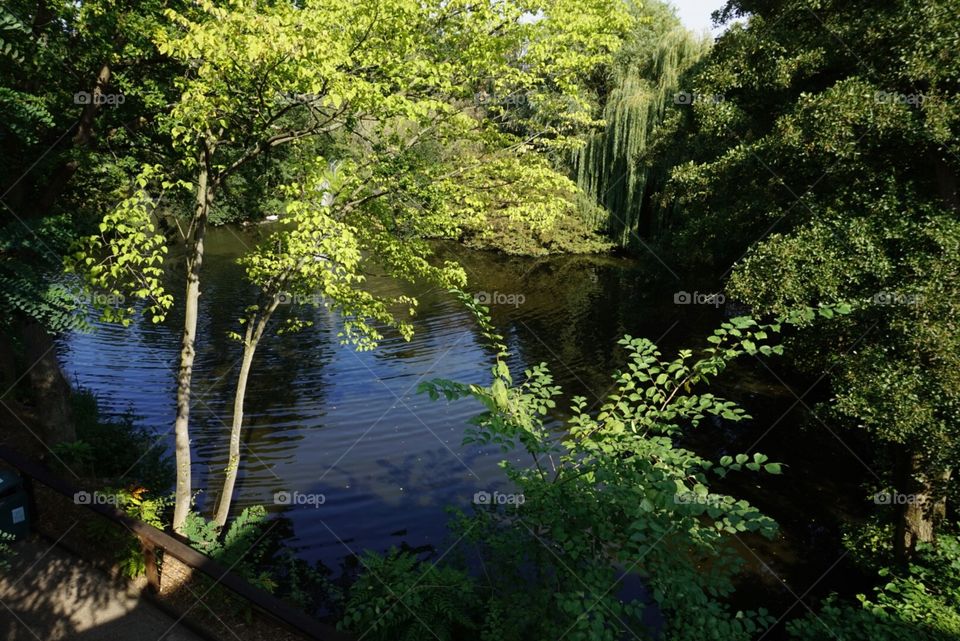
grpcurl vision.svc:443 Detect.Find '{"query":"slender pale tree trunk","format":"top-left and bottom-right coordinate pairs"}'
top-left (213, 305), bottom-right (276, 527)
top-left (172, 145), bottom-right (215, 532)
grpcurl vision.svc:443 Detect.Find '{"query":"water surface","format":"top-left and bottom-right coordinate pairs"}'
top-left (59, 227), bottom-right (862, 589)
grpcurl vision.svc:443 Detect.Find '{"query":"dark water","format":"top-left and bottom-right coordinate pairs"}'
top-left (58, 227), bottom-right (868, 605)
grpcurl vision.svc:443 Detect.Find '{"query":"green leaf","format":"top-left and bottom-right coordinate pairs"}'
top-left (491, 379), bottom-right (509, 409)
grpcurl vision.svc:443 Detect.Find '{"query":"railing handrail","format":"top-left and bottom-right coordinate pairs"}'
top-left (0, 445), bottom-right (353, 641)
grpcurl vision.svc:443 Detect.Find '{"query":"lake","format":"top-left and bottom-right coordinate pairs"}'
top-left (58, 226), bottom-right (865, 598)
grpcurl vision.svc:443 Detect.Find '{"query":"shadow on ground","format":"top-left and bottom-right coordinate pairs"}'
top-left (0, 537), bottom-right (205, 641)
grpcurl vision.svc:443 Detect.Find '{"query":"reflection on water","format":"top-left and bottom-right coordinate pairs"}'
top-left (57, 228), bottom-right (763, 569)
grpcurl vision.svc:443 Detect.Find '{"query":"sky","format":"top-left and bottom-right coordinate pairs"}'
top-left (669, 0), bottom-right (729, 36)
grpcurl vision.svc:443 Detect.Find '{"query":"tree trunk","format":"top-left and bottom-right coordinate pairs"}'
top-left (212, 335), bottom-right (258, 527)
top-left (36, 62), bottom-right (112, 218)
top-left (213, 306), bottom-right (275, 528)
top-left (20, 319), bottom-right (75, 446)
top-left (933, 468), bottom-right (952, 522)
top-left (893, 449), bottom-right (944, 564)
top-left (934, 155), bottom-right (959, 213)
top-left (172, 152), bottom-right (214, 533)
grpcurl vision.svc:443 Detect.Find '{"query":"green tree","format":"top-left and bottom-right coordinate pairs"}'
top-left (572, 1), bottom-right (710, 247)
top-left (788, 529), bottom-right (960, 640)
top-left (207, 0), bottom-right (636, 525)
top-left (0, 0), bottom-right (184, 445)
top-left (210, 157), bottom-right (468, 525)
top-left (660, 0), bottom-right (960, 561)
top-left (73, 0), bottom-right (633, 531)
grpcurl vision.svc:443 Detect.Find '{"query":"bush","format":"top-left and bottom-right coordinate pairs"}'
top-left (86, 487), bottom-right (170, 577)
top-left (460, 209), bottom-right (613, 256)
top-left (182, 507), bottom-right (339, 615)
top-left (789, 528), bottom-right (960, 641)
top-left (51, 388), bottom-right (175, 578)
top-left (340, 549), bottom-right (475, 641)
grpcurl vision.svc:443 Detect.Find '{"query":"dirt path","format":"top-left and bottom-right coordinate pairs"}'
top-left (0, 537), bottom-right (208, 641)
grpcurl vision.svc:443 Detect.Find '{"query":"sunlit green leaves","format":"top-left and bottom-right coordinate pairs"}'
top-left (416, 299), bottom-right (796, 638)
top-left (64, 165), bottom-right (176, 325)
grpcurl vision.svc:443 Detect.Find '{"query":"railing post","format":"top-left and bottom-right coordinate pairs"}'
top-left (140, 537), bottom-right (160, 593)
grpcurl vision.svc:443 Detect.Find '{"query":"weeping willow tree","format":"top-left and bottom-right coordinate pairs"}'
top-left (574, 21), bottom-right (710, 248)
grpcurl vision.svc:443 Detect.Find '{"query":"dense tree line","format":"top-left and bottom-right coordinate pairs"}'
top-left (570, 0), bottom-right (960, 637)
top-left (657, 0), bottom-right (959, 561)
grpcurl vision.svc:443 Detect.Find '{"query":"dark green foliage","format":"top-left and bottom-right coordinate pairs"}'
top-left (181, 507), bottom-right (339, 613)
top-left (654, 0), bottom-right (960, 542)
top-left (53, 387), bottom-right (174, 492)
top-left (790, 528), bottom-right (960, 640)
top-left (0, 8), bottom-right (29, 63)
top-left (0, 0), bottom-right (186, 333)
top-left (340, 549), bottom-right (476, 641)
top-left (0, 215), bottom-right (91, 334)
top-left (637, 0), bottom-right (960, 630)
top-left (181, 507), bottom-right (277, 593)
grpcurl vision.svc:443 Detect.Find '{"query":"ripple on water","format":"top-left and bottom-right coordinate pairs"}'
top-left (58, 234), bottom-right (692, 568)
